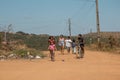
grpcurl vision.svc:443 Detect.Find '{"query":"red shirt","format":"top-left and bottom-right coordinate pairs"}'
top-left (48, 39), bottom-right (55, 44)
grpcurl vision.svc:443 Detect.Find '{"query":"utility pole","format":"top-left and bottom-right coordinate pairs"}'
top-left (68, 18), bottom-right (71, 37)
top-left (96, 0), bottom-right (100, 46)
top-left (4, 24), bottom-right (12, 43)
top-left (4, 26), bottom-right (7, 42)
top-left (8, 24), bottom-right (12, 33)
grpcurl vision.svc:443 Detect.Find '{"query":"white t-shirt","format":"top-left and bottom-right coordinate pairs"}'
top-left (65, 39), bottom-right (72, 47)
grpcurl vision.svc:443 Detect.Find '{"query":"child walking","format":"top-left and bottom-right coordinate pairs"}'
top-left (48, 36), bottom-right (56, 61)
top-left (72, 39), bottom-right (77, 54)
top-left (48, 42), bottom-right (56, 61)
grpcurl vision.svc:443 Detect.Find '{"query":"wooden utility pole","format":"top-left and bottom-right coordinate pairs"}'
top-left (4, 26), bottom-right (7, 42)
top-left (68, 18), bottom-right (71, 37)
top-left (96, 0), bottom-right (100, 45)
top-left (4, 24), bottom-right (12, 43)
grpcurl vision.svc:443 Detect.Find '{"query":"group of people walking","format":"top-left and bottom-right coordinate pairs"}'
top-left (48, 34), bottom-right (84, 61)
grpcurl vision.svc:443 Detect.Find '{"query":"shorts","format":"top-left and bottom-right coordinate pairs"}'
top-left (80, 44), bottom-right (84, 47)
top-left (58, 42), bottom-right (64, 47)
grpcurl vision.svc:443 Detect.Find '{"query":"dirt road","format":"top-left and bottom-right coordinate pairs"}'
top-left (0, 50), bottom-right (120, 80)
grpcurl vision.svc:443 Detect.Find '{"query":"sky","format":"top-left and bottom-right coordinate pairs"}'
top-left (0, 0), bottom-right (120, 36)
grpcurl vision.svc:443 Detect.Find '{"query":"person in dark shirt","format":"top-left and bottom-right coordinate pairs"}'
top-left (77, 34), bottom-right (85, 58)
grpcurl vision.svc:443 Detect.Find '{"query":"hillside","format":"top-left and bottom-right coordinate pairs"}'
top-left (84, 32), bottom-right (120, 38)
top-left (0, 31), bottom-right (120, 59)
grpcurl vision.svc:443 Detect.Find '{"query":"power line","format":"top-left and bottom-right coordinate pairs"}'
top-left (72, 1), bottom-right (94, 17)
top-left (70, 1), bottom-right (95, 34)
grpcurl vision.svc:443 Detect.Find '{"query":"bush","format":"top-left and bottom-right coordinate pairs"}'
top-left (13, 49), bottom-right (28, 58)
top-left (13, 49), bottom-right (46, 58)
top-left (28, 49), bottom-right (47, 58)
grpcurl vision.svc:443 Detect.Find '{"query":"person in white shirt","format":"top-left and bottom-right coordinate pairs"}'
top-left (65, 36), bottom-right (72, 54)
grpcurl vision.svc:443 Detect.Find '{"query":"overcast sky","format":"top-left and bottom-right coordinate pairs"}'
top-left (0, 0), bottom-right (120, 35)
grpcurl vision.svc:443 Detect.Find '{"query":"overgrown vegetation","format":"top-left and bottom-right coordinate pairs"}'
top-left (0, 31), bottom-right (48, 59)
top-left (0, 31), bottom-right (120, 60)
top-left (84, 32), bottom-right (120, 54)
top-left (12, 49), bottom-right (46, 59)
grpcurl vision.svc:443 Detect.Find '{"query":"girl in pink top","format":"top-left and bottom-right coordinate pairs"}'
top-left (48, 36), bottom-right (56, 61)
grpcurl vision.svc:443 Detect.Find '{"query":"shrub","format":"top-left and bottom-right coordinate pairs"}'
top-left (12, 49), bottom-right (46, 59)
top-left (13, 49), bottom-right (28, 58)
top-left (28, 49), bottom-right (47, 58)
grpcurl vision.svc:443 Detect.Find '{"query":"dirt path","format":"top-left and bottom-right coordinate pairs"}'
top-left (0, 50), bottom-right (120, 80)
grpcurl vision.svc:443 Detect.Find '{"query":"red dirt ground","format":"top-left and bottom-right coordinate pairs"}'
top-left (0, 50), bottom-right (120, 80)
